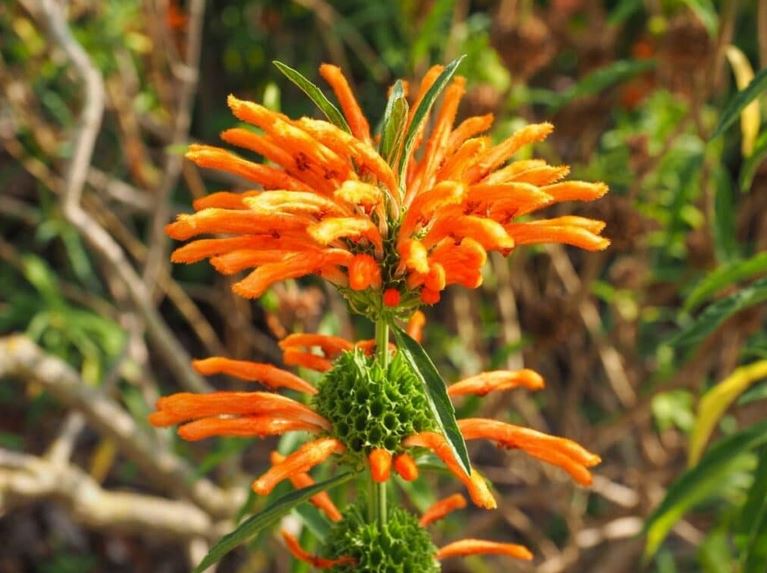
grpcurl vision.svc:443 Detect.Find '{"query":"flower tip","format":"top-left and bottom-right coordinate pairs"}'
top-left (369, 448), bottom-right (392, 483)
top-left (251, 479), bottom-right (270, 496)
top-left (383, 288), bottom-right (401, 307)
top-left (148, 411), bottom-right (174, 427)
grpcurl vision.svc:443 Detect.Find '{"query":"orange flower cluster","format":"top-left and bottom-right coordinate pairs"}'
top-left (168, 64), bottom-right (608, 311)
top-left (150, 328), bottom-right (600, 517)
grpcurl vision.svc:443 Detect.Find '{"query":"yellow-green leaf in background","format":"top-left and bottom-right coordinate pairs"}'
top-left (724, 46), bottom-right (760, 157)
top-left (688, 360), bottom-right (767, 466)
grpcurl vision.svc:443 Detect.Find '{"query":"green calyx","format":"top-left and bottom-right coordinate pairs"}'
top-left (322, 503), bottom-right (439, 573)
top-left (314, 348), bottom-right (435, 455)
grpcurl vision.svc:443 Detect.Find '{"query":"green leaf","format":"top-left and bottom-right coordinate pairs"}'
top-left (397, 56), bottom-right (465, 184)
top-left (379, 80), bottom-right (409, 165)
top-left (688, 360), bottom-right (767, 465)
top-left (293, 503), bottom-right (331, 542)
top-left (672, 276), bottom-right (767, 349)
top-left (644, 419), bottom-right (767, 558)
top-left (712, 167), bottom-right (740, 262)
top-left (684, 252), bottom-right (767, 311)
top-left (740, 447), bottom-right (767, 573)
top-left (272, 61), bottom-right (350, 131)
top-left (740, 130), bottom-right (767, 192)
top-left (391, 325), bottom-right (471, 476)
top-left (194, 472), bottom-right (356, 572)
top-left (712, 65), bottom-right (767, 140)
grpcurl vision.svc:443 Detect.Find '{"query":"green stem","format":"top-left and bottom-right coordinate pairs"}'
top-left (369, 319), bottom-right (389, 526)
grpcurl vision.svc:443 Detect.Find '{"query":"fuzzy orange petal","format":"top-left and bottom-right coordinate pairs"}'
top-left (252, 437), bottom-right (345, 495)
top-left (166, 208), bottom-right (312, 241)
top-left (393, 452), bottom-right (419, 481)
top-left (505, 218), bottom-right (610, 251)
top-left (403, 432), bottom-right (496, 509)
top-left (192, 357), bottom-right (317, 394)
top-left (419, 493), bottom-right (467, 527)
top-left (283, 348), bottom-right (334, 372)
top-left (319, 64), bottom-right (371, 143)
top-left (150, 391), bottom-right (329, 429)
top-left (401, 181), bottom-right (465, 236)
top-left (444, 114), bottom-right (494, 158)
top-left (192, 190), bottom-right (260, 211)
top-left (279, 333), bottom-right (354, 359)
top-left (178, 416), bottom-right (323, 441)
top-left (406, 311), bottom-right (426, 343)
top-left (271, 452), bottom-right (342, 522)
top-left (186, 144), bottom-right (311, 191)
top-left (349, 253), bottom-right (382, 290)
top-left (448, 370), bottom-right (544, 397)
top-left (297, 118), bottom-right (397, 193)
top-left (308, 217), bottom-right (383, 255)
top-left (463, 123), bottom-right (554, 183)
top-left (437, 539), bottom-right (533, 561)
top-left (542, 181), bottom-right (609, 202)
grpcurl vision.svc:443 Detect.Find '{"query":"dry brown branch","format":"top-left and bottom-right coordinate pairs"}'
top-left (29, 0), bottom-right (209, 393)
top-left (0, 449), bottom-right (223, 541)
top-left (0, 335), bottom-right (244, 518)
top-left (143, 0), bottom-right (206, 295)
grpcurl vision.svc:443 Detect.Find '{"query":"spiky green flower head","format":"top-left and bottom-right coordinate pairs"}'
top-left (323, 503), bottom-right (439, 573)
top-left (314, 349), bottom-right (435, 456)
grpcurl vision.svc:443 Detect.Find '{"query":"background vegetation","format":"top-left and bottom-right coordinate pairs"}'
top-left (1, 0), bottom-right (766, 571)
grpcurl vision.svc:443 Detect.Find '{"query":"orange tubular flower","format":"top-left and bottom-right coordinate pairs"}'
top-left (403, 432), bottom-right (496, 509)
top-left (271, 452), bottom-right (342, 522)
top-left (192, 357), bottom-right (317, 394)
top-left (419, 494), bottom-right (467, 527)
top-left (447, 369), bottom-right (545, 397)
top-left (393, 452), bottom-right (419, 481)
top-left (281, 530), bottom-right (355, 569)
top-left (252, 437), bottom-right (346, 495)
top-left (166, 64), bottom-right (608, 316)
top-left (436, 539), bottom-right (533, 561)
top-left (458, 418), bottom-right (601, 486)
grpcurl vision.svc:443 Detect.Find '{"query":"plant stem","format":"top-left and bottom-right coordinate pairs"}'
top-left (370, 319), bottom-right (389, 526)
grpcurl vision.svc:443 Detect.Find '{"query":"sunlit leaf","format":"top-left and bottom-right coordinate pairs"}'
top-left (712, 65), bottom-right (767, 140)
top-left (194, 472), bottom-right (356, 572)
top-left (688, 360), bottom-right (767, 465)
top-left (397, 56), bottom-right (465, 183)
top-left (379, 80), bottom-right (409, 166)
top-left (272, 61), bottom-right (350, 131)
top-left (391, 324), bottom-right (471, 475)
top-left (724, 46), bottom-right (760, 156)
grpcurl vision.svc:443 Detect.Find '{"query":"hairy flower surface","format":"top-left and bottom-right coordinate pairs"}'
top-left (167, 64), bottom-right (609, 317)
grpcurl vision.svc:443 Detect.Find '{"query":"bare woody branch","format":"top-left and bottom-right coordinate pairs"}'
top-left (0, 335), bottom-right (244, 518)
top-left (0, 449), bottom-right (224, 541)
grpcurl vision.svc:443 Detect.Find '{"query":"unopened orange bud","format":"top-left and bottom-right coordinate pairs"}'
top-left (383, 288), bottom-right (401, 307)
top-left (393, 453), bottom-right (419, 481)
top-left (369, 448), bottom-right (392, 482)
